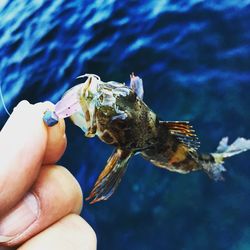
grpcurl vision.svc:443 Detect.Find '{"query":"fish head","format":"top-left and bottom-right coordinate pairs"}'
top-left (77, 75), bottom-right (131, 138)
top-left (55, 74), bottom-right (132, 139)
top-left (78, 74), bottom-right (131, 118)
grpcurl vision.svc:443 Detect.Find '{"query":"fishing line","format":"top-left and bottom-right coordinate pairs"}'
top-left (0, 79), bottom-right (10, 116)
top-left (0, 58), bottom-right (11, 116)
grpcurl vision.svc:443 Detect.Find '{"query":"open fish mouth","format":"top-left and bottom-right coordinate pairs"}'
top-left (43, 74), bottom-right (102, 134)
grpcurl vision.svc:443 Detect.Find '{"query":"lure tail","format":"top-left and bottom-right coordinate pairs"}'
top-left (202, 137), bottom-right (250, 181)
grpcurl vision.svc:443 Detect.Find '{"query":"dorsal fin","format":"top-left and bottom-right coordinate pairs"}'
top-left (160, 121), bottom-right (200, 151)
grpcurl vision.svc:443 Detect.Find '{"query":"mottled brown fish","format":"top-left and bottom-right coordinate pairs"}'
top-left (43, 74), bottom-right (250, 204)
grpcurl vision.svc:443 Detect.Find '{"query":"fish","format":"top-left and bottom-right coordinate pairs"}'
top-left (43, 74), bottom-right (250, 204)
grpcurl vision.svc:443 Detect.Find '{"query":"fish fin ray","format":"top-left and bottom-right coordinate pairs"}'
top-left (86, 149), bottom-right (133, 204)
top-left (160, 121), bottom-right (200, 151)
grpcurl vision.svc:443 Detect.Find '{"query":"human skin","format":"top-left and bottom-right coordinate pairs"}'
top-left (0, 101), bottom-right (96, 249)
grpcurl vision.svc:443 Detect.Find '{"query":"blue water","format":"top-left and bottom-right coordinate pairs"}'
top-left (1, 1), bottom-right (250, 249)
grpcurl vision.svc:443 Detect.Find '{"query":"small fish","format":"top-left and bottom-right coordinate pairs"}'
top-left (43, 74), bottom-right (250, 204)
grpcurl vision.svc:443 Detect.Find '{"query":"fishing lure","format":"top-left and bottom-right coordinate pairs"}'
top-left (43, 74), bottom-right (250, 204)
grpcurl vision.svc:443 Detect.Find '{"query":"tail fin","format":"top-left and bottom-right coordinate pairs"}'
top-left (214, 137), bottom-right (250, 158)
top-left (202, 137), bottom-right (250, 181)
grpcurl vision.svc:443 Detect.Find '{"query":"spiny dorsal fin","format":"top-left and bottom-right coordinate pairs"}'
top-left (160, 121), bottom-right (200, 151)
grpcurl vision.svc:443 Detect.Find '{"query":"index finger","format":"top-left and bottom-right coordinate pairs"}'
top-left (0, 101), bottom-right (65, 216)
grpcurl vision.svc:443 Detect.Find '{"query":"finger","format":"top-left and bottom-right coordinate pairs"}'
top-left (18, 214), bottom-right (96, 250)
top-left (0, 101), bottom-right (66, 216)
top-left (0, 101), bottom-right (47, 216)
top-left (0, 165), bottom-right (83, 247)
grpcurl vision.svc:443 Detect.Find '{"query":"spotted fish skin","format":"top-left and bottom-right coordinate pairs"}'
top-left (57, 74), bottom-right (250, 203)
top-left (95, 84), bottom-right (158, 151)
top-left (94, 85), bottom-right (204, 174)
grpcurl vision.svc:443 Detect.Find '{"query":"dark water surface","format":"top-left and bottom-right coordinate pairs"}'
top-left (1, 1), bottom-right (250, 249)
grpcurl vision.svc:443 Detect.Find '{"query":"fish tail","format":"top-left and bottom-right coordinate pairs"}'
top-left (201, 137), bottom-right (250, 181)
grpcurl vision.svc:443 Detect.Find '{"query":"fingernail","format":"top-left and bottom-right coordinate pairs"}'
top-left (0, 193), bottom-right (39, 243)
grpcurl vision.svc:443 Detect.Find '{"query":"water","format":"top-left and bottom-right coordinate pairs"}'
top-left (1, 1), bottom-right (250, 249)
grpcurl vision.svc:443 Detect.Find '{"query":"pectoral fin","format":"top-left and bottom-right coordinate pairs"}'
top-left (86, 149), bottom-right (133, 204)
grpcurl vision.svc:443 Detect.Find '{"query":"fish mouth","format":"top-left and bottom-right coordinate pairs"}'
top-left (72, 74), bottom-right (101, 137)
top-left (50, 74), bottom-right (101, 137)
top-left (76, 74), bottom-right (101, 99)
top-left (77, 73), bottom-right (100, 91)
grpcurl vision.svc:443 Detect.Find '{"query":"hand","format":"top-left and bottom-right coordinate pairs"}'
top-left (0, 101), bottom-right (96, 250)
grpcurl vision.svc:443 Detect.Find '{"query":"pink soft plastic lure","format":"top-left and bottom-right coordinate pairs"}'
top-left (43, 74), bottom-right (97, 125)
